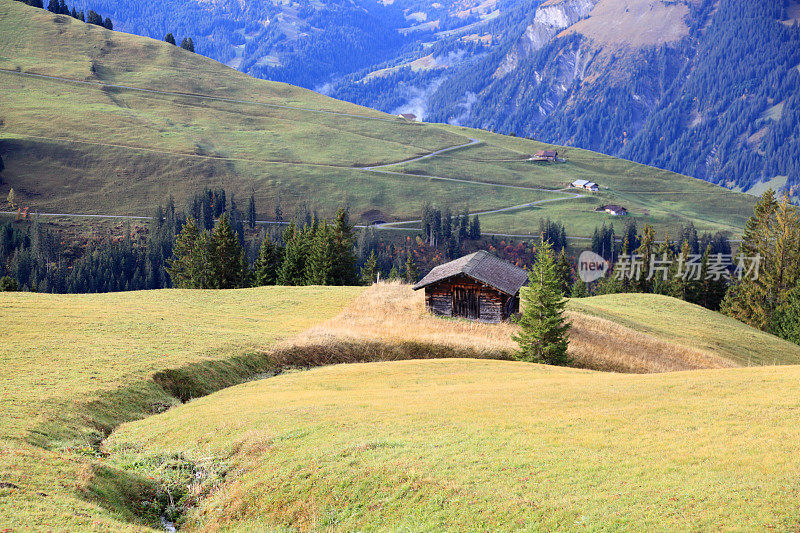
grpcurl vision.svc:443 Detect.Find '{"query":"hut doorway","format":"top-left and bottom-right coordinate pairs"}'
top-left (453, 287), bottom-right (480, 319)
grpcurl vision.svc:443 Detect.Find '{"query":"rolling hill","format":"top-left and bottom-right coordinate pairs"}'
top-left (3, 283), bottom-right (800, 530)
top-left (109, 359), bottom-right (800, 531)
top-left (0, 0), bottom-right (759, 239)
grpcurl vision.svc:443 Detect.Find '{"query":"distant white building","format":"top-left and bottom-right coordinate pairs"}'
top-left (571, 179), bottom-right (599, 192)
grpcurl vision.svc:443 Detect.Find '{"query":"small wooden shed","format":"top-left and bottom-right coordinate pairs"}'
top-left (412, 251), bottom-right (528, 323)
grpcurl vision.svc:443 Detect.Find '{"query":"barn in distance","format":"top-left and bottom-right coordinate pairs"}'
top-left (412, 251), bottom-right (529, 323)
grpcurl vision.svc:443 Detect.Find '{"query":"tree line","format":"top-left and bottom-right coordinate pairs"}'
top-left (13, 0), bottom-right (114, 29)
top-left (167, 207), bottom-right (366, 289)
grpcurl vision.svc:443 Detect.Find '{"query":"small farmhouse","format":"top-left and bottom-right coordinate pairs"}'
top-left (532, 149), bottom-right (559, 162)
top-left (398, 113), bottom-right (418, 121)
top-left (412, 251), bottom-right (528, 323)
top-left (571, 179), bottom-right (599, 191)
top-left (604, 205), bottom-right (628, 216)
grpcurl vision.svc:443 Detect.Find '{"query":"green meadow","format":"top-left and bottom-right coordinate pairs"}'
top-left (0, 0), bottom-right (756, 237)
top-left (109, 358), bottom-right (800, 532)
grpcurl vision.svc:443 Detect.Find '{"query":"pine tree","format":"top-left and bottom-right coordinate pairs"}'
top-left (247, 192), bottom-right (257, 229)
top-left (165, 33), bottom-right (176, 45)
top-left (388, 264), bottom-right (400, 281)
top-left (277, 223), bottom-right (307, 285)
top-left (360, 250), bottom-right (378, 285)
top-left (208, 214), bottom-right (245, 289)
top-left (774, 284), bottom-right (800, 345)
top-left (167, 217), bottom-right (209, 288)
top-left (253, 235), bottom-right (283, 286)
top-left (512, 240), bottom-right (571, 365)
top-left (554, 250), bottom-right (573, 296)
top-left (634, 224), bottom-right (656, 293)
top-left (47, 0), bottom-right (58, 13)
top-left (570, 279), bottom-right (590, 298)
top-left (469, 215), bottom-right (481, 240)
top-left (180, 37), bottom-right (195, 52)
top-left (403, 251), bottom-right (418, 284)
top-left (330, 207), bottom-right (358, 285)
top-left (722, 190), bottom-right (800, 330)
top-left (0, 276), bottom-right (19, 292)
top-left (103, 17), bottom-right (112, 30)
top-left (306, 222), bottom-right (336, 285)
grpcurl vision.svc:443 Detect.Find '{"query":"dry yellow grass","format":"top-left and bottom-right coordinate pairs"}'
top-left (287, 282), bottom-right (736, 373)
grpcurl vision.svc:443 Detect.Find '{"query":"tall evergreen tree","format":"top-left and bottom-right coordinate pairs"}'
top-left (512, 240), bottom-right (571, 366)
top-left (277, 223), bottom-right (308, 285)
top-left (253, 235), bottom-right (283, 286)
top-left (180, 37), bottom-right (195, 52)
top-left (469, 215), bottom-right (481, 240)
top-left (167, 217), bottom-right (209, 288)
top-left (722, 190), bottom-right (800, 330)
top-left (330, 207), bottom-right (358, 285)
top-left (360, 250), bottom-right (378, 285)
top-left (165, 33), bottom-right (176, 45)
top-left (247, 192), bottom-right (257, 229)
top-left (403, 250), bottom-right (418, 284)
top-left (208, 214), bottom-right (245, 289)
top-left (554, 249), bottom-right (573, 296)
top-left (306, 222), bottom-right (336, 285)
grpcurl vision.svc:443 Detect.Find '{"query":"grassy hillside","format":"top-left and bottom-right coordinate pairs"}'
top-left (2, 283), bottom-right (800, 530)
top-left (0, 0), bottom-right (758, 237)
top-left (569, 293), bottom-right (800, 367)
top-left (108, 358), bottom-right (800, 531)
top-left (0, 286), bottom-right (362, 531)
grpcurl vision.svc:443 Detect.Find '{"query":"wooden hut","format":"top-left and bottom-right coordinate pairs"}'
top-left (412, 251), bottom-right (528, 323)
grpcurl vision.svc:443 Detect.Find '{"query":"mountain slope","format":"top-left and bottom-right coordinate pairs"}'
top-left (334, 0), bottom-right (800, 193)
top-left (0, 0), bottom-right (758, 238)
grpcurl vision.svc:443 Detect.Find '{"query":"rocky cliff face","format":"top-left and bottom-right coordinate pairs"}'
top-left (494, 0), bottom-right (598, 77)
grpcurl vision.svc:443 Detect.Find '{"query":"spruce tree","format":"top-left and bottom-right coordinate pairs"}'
top-left (277, 223), bottom-right (307, 285)
top-left (330, 207), bottom-right (358, 285)
top-left (403, 251), bottom-right (418, 284)
top-left (47, 0), bottom-right (58, 13)
top-left (167, 217), bottom-right (209, 288)
top-left (165, 33), bottom-right (176, 45)
top-left (512, 240), bottom-right (571, 365)
top-left (554, 249), bottom-right (573, 296)
top-left (208, 214), bottom-right (245, 289)
top-left (722, 190), bottom-right (800, 329)
top-left (253, 235), bottom-right (283, 286)
top-left (306, 222), bottom-right (336, 285)
top-left (469, 215), bottom-right (481, 240)
top-left (247, 193), bottom-right (257, 229)
top-left (360, 250), bottom-right (378, 285)
top-left (774, 285), bottom-right (800, 344)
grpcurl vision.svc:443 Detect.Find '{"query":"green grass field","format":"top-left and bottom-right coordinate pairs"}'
top-left (0, 0), bottom-right (757, 237)
top-left (0, 286), bottom-right (363, 531)
top-left (108, 358), bottom-right (800, 532)
top-left (3, 285), bottom-right (800, 531)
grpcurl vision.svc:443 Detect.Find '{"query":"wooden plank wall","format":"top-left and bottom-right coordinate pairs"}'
top-left (423, 274), bottom-right (512, 323)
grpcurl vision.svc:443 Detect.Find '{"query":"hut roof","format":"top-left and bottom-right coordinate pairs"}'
top-left (412, 251), bottom-right (528, 296)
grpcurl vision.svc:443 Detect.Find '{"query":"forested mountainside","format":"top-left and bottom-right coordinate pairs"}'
top-left (54, 0), bottom-right (799, 192)
top-left (336, 0), bottom-right (800, 193)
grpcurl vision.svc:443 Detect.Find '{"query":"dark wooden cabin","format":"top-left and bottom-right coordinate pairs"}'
top-left (412, 251), bottom-right (528, 323)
